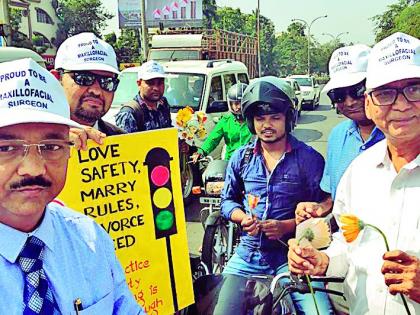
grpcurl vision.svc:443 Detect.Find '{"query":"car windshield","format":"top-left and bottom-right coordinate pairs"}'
top-left (293, 77), bottom-right (312, 87)
top-left (165, 73), bottom-right (205, 113)
top-left (112, 71), bottom-right (139, 106)
top-left (111, 71), bottom-right (205, 112)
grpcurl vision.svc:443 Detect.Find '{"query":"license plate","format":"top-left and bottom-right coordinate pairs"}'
top-left (200, 197), bottom-right (221, 205)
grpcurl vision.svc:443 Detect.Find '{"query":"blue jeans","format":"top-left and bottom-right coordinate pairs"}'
top-left (223, 252), bottom-right (335, 315)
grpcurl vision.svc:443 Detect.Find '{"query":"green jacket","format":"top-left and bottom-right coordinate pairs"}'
top-left (198, 113), bottom-right (253, 160)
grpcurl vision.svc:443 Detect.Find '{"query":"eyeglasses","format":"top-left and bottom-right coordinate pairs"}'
top-left (369, 83), bottom-right (420, 106)
top-left (64, 71), bottom-right (119, 92)
top-left (327, 82), bottom-right (366, 104)
top-left (0, 140), bottom-right (73, 163)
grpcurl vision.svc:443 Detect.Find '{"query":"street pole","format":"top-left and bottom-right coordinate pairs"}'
top-left (322, 31), bottom-right (349, 43)
top-left (256, 0), bottom-right (261, 77)
top-left (140, 0), bottom-right (148, 61)
top-left (292, 15), bottom-right (327, 75)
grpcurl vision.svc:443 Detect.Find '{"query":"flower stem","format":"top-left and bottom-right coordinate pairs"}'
top-left (365, 224), bottom-right (411, 315)
top-left (305, 274), bottom-right (320, 315)
top-left (296, 236), bottom-right (320, 315)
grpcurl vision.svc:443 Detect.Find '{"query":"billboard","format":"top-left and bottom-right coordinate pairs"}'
top-left (118, 0), bottom-right (203, 29)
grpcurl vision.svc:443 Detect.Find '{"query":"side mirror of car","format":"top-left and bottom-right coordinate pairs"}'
top-left (207, 100), bottom-right (228, 113)
top-left (295, 90), bottom-right (301, 95)
top-left (314, 84), bottom-right (319, 88)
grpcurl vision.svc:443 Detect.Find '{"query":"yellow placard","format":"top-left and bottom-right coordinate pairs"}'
top-left (58, 128), bottom-right (194, 314)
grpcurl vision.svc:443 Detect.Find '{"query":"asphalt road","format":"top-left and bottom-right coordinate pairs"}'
top-left (185, 90), bottom-right (348, 255)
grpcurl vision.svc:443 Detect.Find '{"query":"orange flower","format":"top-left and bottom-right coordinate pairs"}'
top-left (339, 214), bottom-right (365, 243)
top-left (247, 193), bottom-right (260, 210)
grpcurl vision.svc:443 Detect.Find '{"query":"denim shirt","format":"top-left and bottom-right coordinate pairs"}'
top-left (221, 135), bottom-right (327, 268)
top-left (115, 94), bottom-right (172, 133)
top-left (320, 120), bottom-right (384, 199)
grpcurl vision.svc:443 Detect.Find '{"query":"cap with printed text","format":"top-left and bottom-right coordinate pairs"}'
top-left (366, 32), bottom-right (420, 89)
top-left (55, 32), bottom-right (119, 75)
top-left (137, 60), bottom-right (167, 80)
top-left (322, 44), bottom-right (371, 94)
top-left (0, 58), bottom-right (82, 128)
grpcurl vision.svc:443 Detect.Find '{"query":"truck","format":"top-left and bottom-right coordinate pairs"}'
top-left (148, 29), bottom-right (258, 78)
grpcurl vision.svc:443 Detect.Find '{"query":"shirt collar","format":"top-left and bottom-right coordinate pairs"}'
top-left (0, 205), bottom-right (55, 263)
top-left (373, 139), bottom-right (420, 171)
top-left (253, 136), bottom-right (294, 155)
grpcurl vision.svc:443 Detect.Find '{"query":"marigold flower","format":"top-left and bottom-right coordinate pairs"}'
top-left (339, 214), bottom-right (365, 243)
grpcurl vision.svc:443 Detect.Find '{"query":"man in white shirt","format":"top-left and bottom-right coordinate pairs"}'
top-left (287, 32), bottom-right (420, 314)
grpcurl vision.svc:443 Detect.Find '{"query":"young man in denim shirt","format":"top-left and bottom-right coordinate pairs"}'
top-left (220, 77), bottom-right (334, 314)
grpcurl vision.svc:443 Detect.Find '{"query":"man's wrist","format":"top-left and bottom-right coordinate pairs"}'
top-left (315, 252), bottom-right (330, 275)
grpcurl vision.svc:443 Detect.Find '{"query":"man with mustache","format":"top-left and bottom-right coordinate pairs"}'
top-left (52, 32), bottom-right (125, 149)
top-left (0, 58), bottom-right (145, 314)
top-left (288, 32), bottom-right (420, 315)
top-left (295, 45), bottom-right (384, 225)
top-left (115, 60), bottom-right (172, 132)
top-left (219, 77), bottom-right (334, 314)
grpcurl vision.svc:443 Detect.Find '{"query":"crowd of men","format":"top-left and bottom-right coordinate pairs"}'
top-left (0, 30), bottom-right (418, 315)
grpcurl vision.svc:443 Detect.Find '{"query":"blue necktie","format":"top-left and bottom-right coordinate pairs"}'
top-left (18, 236), bottom-right (57, 314)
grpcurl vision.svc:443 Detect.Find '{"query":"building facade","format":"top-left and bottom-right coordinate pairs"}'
top-left (10, 0), bottom-right (59, 67)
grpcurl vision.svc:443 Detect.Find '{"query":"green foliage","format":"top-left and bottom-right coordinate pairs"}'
top-left (394, 3), bottom-right (420, 38)
top-left (55, 0), bottom-right (113, 46)
top-left (104, 30), bottom-right (141, 64)
top-left (203, 0), bottom-right (217, 28)
top-left (371, 0), bottom-right (419, 42)
top-left (212, 7), bottom-right (279, 76)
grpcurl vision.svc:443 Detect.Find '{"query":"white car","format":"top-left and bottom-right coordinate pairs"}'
top-left (283, 78), bottom-right (303, 117)
top-left (288, 75), bottom-right (320, 110)
top-left (103, 59), bottom-right (250, 155)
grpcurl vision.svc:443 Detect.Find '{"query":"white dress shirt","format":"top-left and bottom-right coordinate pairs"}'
top-left (324, 139), bottom-right (420, 315)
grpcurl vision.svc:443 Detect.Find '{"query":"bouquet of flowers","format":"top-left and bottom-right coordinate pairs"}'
top-left (175, 106), bottom-right (208, 146)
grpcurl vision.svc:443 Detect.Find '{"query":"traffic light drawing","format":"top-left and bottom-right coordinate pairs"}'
top-left (144, 147), bottom-right (178, 311)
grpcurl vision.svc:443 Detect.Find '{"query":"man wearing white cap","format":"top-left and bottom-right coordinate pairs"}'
top-left (0, 59), bottom-right (145, 314)
top-left (52, 32), bottom-right (125, 146)
top-left (295, 45), bottom-right (384, 224)
top-left (115, 60), bottom-right (172, 132)
top-left (288, 32), bottom-right (420, 314)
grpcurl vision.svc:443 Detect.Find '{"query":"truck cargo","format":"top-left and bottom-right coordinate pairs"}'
top-left (148, 29), bottom-right (258, 78)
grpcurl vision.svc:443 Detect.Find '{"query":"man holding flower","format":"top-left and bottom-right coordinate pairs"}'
top-left (288, 32), bottom-right (420, 314)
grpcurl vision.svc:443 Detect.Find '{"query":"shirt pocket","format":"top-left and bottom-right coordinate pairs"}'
top-left (78, 291), bottom-right (114, 315)
top-left (270, 174), bottom-right (301, 210)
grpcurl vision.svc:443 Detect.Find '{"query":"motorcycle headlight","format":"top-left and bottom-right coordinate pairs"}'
top-left (205, 181), bottom-right (225, 195)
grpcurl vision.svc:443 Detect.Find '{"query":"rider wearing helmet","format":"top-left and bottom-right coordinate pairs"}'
top-left (220, 77), bottom-right (334, 314)
top-left (192, 82), bottom-right (253, 162)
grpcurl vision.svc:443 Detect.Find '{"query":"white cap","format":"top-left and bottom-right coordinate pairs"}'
top-left (137, 60), bottom-right (167, 80)
top-left (0, 58), bottom-right (82, 129)
top-left (322, 44), bottom-right (371, 94)
top-left (366, 32), bottom-right (420, 89)
top-left (55, 32), bottom-right (119, 74)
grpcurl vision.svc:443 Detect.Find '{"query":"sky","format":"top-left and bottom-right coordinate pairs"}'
top-left (102, 0), bottom-right (397, 46)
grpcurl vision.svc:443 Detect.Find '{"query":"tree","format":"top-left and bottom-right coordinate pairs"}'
top-left (55, 0), bottom-right (113, 46)
top-left (371, 0), bottom-right (419, 42)
top-left (105, 30), bottom-right (141, 64)
top-left (203, 0), bottom-right (217, 28)
top-left (394, 3), bottom-right (420, 38)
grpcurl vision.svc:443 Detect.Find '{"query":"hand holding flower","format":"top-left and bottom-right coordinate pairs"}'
top-left (382, 250), bottom-right (420, 304)
top-left (340, 214), bottom-right (412, 314)
top-left (240, 215), bottom-right (259, 236)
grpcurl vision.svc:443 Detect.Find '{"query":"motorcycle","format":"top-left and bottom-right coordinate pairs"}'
top-left (195, 157), bottom-right (241, 274)
top-left (181, 272), bottom-right (345, 315)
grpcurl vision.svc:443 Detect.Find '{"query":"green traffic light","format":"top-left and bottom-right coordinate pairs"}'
top-left (155, 210), bottom-right (174, 231)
